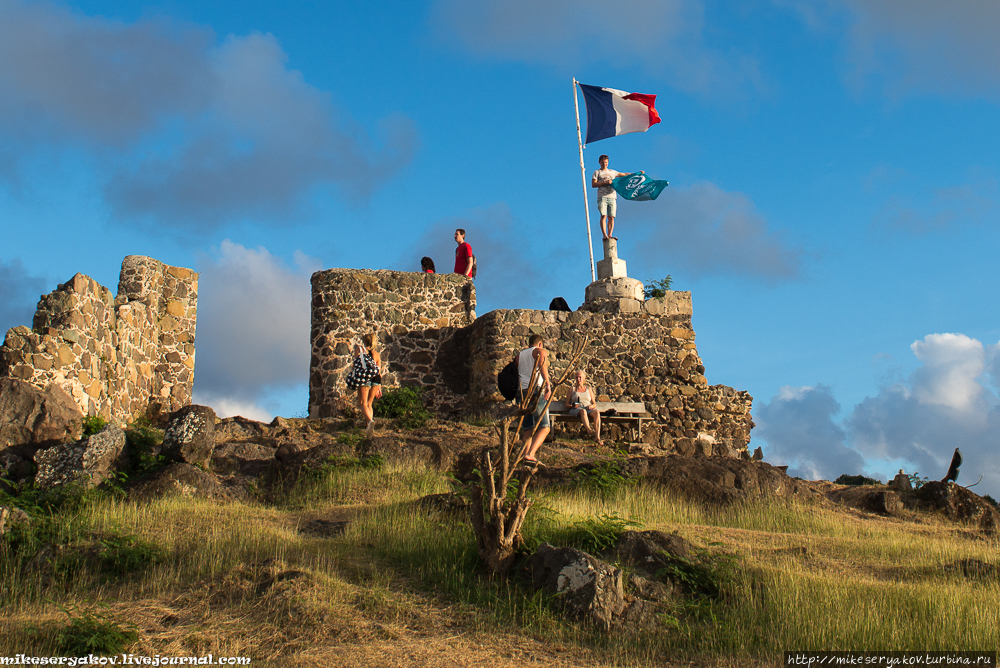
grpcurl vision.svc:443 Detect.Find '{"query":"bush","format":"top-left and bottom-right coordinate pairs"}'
top-left (656, 548), bottom-right (740, 601)
top-left (54, 604), bottom-right (138, 654)
top-left (573, 459), bottom-right (634, 498)
top-left (557, 513), bottom-right (641, 554)
top-left (643, 275), bottom-right (673, 299)
top-left (125, 416), bottom-right (165, 476)
top-left (834, 474), bottom-right (883, 486)
top-left (374, 386), bottom-right (432, 430)
top-left (81, 415), bottom-right (107, 437)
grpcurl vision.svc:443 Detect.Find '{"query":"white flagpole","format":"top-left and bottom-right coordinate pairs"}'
top-left (573, 78), bottom-right (596, 282)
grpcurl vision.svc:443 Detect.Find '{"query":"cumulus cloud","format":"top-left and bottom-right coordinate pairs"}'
top-left (0, 1), bottom-right (417, 229)
top-left (0, 257), bottom-right (47, 337)
top-left (429, 0), bottom-right (764, 98)
top-left (758, 332), bottom-right (1000, 498)
top-left (397, 203), bottom-right (568, 312)
top-left (630, 182), bottom-right (804, 282)
top-left (755, 384), bottom-right (867, 481)
top-left (192, 240), bottom-right (318, 419)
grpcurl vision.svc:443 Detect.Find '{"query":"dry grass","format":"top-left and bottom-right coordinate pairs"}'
top-left (2, 460), bottom-right (999, 665)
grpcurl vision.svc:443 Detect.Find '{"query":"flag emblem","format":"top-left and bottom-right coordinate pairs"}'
top-left (578, 83), bottom-right (660, 145)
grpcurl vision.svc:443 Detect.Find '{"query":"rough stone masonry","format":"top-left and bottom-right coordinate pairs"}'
top-left (0, 255), bottom-right (198, 424)
top-left (308, 259), bottom-right (754, 456)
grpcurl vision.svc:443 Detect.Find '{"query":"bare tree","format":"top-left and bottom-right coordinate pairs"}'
top-left (469, 337), bottom-right (588, 575)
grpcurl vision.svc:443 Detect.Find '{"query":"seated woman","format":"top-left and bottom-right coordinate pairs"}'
top-left (567, 370), bottom-right (602, 446)
top-left (420, 257), bottom-right (436, 273)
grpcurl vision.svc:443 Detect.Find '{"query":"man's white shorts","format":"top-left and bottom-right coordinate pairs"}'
top-left (597, 196), bottom-right (617, 217)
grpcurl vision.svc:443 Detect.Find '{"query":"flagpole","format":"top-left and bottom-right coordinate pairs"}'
top-left (573, 78), bottom-right (596, 282)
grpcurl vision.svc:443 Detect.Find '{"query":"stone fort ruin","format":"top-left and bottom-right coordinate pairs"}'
top-left (309, 239), bottom-right (755, 456)
top-left (1, 241), bottom-right (755, 456)
top-left (0, 256), bottom-right (198, 424)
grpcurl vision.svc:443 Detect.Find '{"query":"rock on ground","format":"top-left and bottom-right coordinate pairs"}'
top-left (161, 405), bottom-right (217, 468)
top-left (33, 424), bottom-right (128, 489)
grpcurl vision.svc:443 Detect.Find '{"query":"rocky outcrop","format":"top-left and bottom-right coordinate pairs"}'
top-left (127, 462), bottom-right (229, 501)
top-left (0, 378), bottom-right (83, 453)
top-left (530, 543), bottom-right (627, 629)
top-left (161, 405), bottom-right (217, 468)
top-left (916, 481), bottom-right (1000, 534)
top-left (33, 424), bottom-right (128, 489)
top-left (613, 530), bottom-right (692, 576)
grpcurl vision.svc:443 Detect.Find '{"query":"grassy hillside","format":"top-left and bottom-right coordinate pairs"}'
top-left (2, 434), bottom-right (998, 666)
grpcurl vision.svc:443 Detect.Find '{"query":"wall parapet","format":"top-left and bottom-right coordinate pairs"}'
top-left (309, 269), bottom-right (476, 418)
top-left (0, 255), bottom-right (198, 423)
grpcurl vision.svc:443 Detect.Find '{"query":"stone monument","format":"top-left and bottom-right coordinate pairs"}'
top-left (582, 238), bottom-right (644, 313)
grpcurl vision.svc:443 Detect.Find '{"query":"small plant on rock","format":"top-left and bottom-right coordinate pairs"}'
top-left (81, 415), bottom-right (107, 437)
top-left (643, 275), bottom-right (673, 299)
top-left (374, 386), bottom-right (432, 430)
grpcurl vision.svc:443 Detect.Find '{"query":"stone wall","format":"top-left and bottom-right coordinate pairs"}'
top-left (309, 269), bottom-right (476, 418)
top-left (0, 256), bottom-right (198, 423)
top-left (308, 268), bottom-right (753, 455)
top-left (465, 296), bottom-right (753, 455)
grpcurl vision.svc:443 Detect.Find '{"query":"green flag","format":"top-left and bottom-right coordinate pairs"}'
top-left (612, 172), bottom-right (668, 201)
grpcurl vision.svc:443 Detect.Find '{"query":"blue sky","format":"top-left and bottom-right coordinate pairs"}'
top-left (3, 0), bottom-right (1000, 497)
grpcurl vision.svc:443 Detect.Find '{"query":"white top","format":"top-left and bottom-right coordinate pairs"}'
top-left (593, 168), bottom-right (620, 198)
top-left (517, 347), bottom-right (543, 390)
top-left (569, 387), bottom-right (593, 407)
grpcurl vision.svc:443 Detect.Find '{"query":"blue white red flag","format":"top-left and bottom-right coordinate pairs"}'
top-left (578, 83), bottom-right (660, 145)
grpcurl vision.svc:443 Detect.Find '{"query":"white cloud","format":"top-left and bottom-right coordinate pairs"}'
top-left (909, 334), bottom-right (985, 412)
top-left (429, 0), bottom-right (765, 98)
top-left (0, 257), bottom-right (47, 337)
top-left (630, 182), bottom-right (804, 282)
top-left (757, 332), bottom-right (1000, 499)
top-left (191, 391), bottom-right (273, 423)
top-left (0, 1), bottom-right (418, 229)
top-left (193, 241), bottom-right (317, 407)
top-left (755, 384), bottom-right (867, 481)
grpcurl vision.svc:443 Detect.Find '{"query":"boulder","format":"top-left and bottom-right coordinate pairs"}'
top-left (161, 405), bottom-right (217, 467)
top-left (916, 481), bottom-right (1000, 534)
top-left (612, 530), bottom-right (692, 576)
top-left (33, 424), bottom-right (128, 489)
top-left (0, 505), bottom-right (31, 537)
top-left (0, 378), bottom-right (83, 456)
top-left (530, 543), bottom-right (626, 629)
top-left (862, 490), bottom-right (903, 515)
top-left (127, 462), bottom-right (229, 501)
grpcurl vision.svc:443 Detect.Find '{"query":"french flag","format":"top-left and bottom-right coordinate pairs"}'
top-left (579, 83), bottom-right (661, 145)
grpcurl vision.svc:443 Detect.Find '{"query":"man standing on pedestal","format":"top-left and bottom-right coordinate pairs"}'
top-left (591, 155), bottom-right (640, 240)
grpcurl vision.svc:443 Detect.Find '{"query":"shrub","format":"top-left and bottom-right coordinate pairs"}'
top-left (557, 513), bottom-right (641, 554)
top-left (374, 386), bottom-right (432, 430)
top-left (125, 416), bottom-right (165, 476)
top-left (81, 415), bottom-right (107, 437)
top-left (643, 275), bottom-right (673, 299)
top-left (573, 459), bottom-right (634, 498)
top-left (54, 604), bottom-right (138, 654)
top-left (834, 474), bottom-right (883, 486)
top-left (908, 472), bottom-right (930, 489)
top-left (656, 548), bottom-right (740, 601)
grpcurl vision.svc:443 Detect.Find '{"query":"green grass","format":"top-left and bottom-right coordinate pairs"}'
top-left (2, 461), bottom-right (999, 663)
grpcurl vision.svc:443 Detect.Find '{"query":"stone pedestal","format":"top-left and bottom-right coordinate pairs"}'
top-left (584, 237), bottom-right (644, 312)
top-left (596, 238), bottom-right (627, 279)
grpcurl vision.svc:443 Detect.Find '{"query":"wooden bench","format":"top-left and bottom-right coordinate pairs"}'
top-left (546, 400), bottom-right (650, 442)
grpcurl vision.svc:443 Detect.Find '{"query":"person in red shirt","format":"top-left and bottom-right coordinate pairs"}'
top-left (454, 229), bottom-right (473, 277)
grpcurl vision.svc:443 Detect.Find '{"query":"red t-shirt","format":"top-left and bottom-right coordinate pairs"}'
top-left (454, 242), bottom-right (472, 274)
